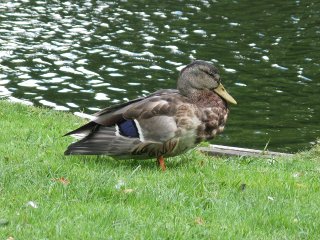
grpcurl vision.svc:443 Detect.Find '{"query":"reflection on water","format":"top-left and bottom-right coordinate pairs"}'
top-left (1, 0), bottom-right (320, 152)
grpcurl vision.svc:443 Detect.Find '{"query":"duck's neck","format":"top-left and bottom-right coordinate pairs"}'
top-left (188, 89), bottom-right (227, 108)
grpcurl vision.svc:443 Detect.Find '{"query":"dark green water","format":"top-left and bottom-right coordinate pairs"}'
top-left (1, 0), bottom-right (319, 152)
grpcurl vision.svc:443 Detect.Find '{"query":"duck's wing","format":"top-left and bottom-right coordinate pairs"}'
top-left (64, 89), bottom-right (178, 137)
top-left (64, 89), bottom-right (184, 157)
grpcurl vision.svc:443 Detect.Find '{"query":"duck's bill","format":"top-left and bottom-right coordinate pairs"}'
top-left (214, 84), bottom-right (237, 105)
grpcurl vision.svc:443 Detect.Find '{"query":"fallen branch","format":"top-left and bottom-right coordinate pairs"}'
top-left (198, 144), bottom-right (293, 157)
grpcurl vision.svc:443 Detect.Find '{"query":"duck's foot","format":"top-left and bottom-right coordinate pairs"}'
top-left (157, 156), bottom-right (166, 171)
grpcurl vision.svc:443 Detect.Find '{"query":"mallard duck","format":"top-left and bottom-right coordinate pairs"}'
top-left (64, 60), bottom-right (237, 170)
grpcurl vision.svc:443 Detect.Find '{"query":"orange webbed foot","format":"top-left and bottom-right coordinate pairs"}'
top-left (157, 156), bottom-right (166, 171)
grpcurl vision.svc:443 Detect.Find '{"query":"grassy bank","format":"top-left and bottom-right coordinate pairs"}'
top-left (0, 100), bottom-right (320, 239)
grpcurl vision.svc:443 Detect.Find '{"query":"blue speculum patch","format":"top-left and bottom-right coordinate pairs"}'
top-left (118, 119), bottom-right (139, 138)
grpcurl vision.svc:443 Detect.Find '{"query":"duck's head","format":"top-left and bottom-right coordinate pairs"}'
top-left (177, 60), bottom-right (237, 105)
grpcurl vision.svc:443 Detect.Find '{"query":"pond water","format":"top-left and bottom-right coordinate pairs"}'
top-left (1, 0), bottom-right (320, 153)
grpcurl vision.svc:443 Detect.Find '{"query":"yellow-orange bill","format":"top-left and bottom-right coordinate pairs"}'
top-left (214, 84), bottom-right (237, 105)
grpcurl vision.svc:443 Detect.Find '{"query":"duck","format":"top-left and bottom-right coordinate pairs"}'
top-left (64, 60), bottom-right (237, 171)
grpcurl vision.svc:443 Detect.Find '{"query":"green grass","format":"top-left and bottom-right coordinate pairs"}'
top-left (0, 100), bottom-right (320, 239)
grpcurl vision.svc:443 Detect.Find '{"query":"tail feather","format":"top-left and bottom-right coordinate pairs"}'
top-left (64, 121), bottom-right (99, 137)
top-left (64, 126), bottom-right (142, 156)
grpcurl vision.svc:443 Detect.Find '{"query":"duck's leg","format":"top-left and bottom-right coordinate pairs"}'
top-left (157, 156), bottom-right (166, 171)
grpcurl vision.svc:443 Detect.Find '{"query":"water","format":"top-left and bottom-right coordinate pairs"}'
top-left (1, 0), bottom-right (320, 153)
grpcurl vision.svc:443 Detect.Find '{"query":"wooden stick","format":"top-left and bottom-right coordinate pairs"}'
top-left (198, 144), bottom-right (293, 157)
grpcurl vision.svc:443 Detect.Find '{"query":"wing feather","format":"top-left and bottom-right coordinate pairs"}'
top-left (64, 89), bottom-right (191, 157)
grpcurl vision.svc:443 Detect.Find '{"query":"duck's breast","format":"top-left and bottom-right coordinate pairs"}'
top-left (194, 92), bottom-right (229, 143)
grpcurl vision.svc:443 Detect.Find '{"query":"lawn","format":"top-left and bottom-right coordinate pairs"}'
top-left (0, 100), bottom-right (320, 239)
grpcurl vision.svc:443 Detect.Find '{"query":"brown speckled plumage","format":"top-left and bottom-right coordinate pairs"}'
top-left (64, 60), bottom-right (237, 169)
top-left (192, 90), bottom-right (229, 143)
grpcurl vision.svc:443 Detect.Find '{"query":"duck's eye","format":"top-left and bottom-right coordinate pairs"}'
top-left (201, 69), bottom-right (220, 82)
top-left (209, 72), bottom-right (220, 82)
top-left (203, 70), bottom-right (215, 77)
